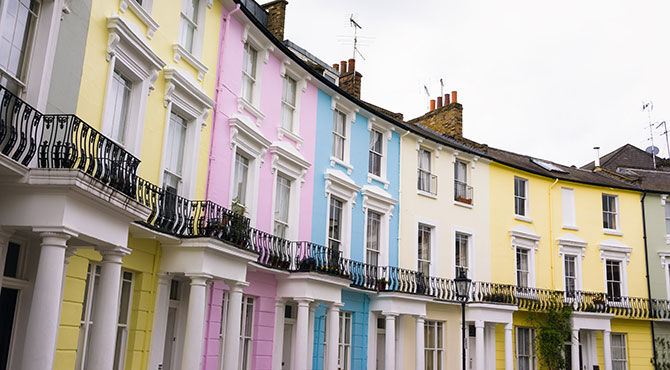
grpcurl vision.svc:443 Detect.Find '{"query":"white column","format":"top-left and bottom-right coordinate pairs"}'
top-left (475, 320), bottom-right (485, 370)
top-left (180, 274), bottom-right (211, 370)
top-left (571, 329), bottom-right (580, 370)
top-left (367, 312), bottom-right (377, 370)
top-left (327, 303), bottom-right (342, 370)
top-left (415, 316), bottom-right (425, 370)
top-left (20, 230), bottom-right (75, 370)
top-left (294, 298), bottom-right (313, 370)
top-left (603, 330), bottom-right (612, 370)
top-left (504, 323), bottom-right (514, 370)
top-left (486, 325), bottom-right (496, 370)
top-left (223, 281), bottom-right (249, 370)
top-left (87, 247), bottom-right (131, 370)
top-left (272, 298), bottom-right (287, 370)
top-left (308, 303), bottom-right (316, 370)
top-left (149, 273), bottom-right (171, 370)
top-left (384, 313), bottom-right (397, 370)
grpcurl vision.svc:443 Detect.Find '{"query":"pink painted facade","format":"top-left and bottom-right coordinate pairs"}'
top-left (202, 6), bottom-right (319, 369)
top-left (202, 272), bottom-right (278, 370)
top-left (205, 7), bottom-right (318, 242)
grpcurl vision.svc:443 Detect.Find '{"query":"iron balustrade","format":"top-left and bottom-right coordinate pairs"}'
top-left (0, 85), bottom-right (41, 166)
top-left (417, 169), bottom-right (438, 195)
top-left (454, 180), bottom-right (473, 204)
top-left (38, 114), bottom-right (140, 197)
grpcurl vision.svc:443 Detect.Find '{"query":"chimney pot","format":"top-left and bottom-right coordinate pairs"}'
top-left (594, 147), bottom-right (601, 168)
top-left (430, 99), bottom-right (436, 111)
top-left (332, 63), bottom-right (339, 73)
top-left (436, 96), bottom-right (443, 108)
top-left (348, 58), bottom-right (355, 73)
top-left (451, 91), bottom-right (458, 104)
top-left (444, 94), bottom-right (450, 105)
top-left (340, 61), bottom-right (347, 74)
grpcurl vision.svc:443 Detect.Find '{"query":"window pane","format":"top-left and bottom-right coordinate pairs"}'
top-left (109, 71), bottom-right (131, 145)
top-left (0, 0), bottom-right (38, 85)
top-left (3, 242), bottom-right (20, 278)
top-left (166, 113), bottom-right (187, 176)
top-left (232, 153), bottom-right (249, 205)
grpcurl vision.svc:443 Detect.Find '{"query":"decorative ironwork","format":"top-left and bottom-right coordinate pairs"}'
top-left (0, 84), bottom-right (42, 166)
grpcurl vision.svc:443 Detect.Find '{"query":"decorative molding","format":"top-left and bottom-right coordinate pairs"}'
top-left (163, 68), bottom-right (214, 129)
top-left (269, 141), bottom-right (311, 183)
top-left (324, 169), bottom-right (360, 204)
top-left (229, 114), bottom-right (271, 161)
top-left (598, 239), bottom-right (632, 263)
top-left (173, 44), bottom-right (208, 81)
top-left (361, 185), bottom-right (397, 217)
top-left (237, 97), bottom-right (265, 125)
top-left (119, 0), bottom-right (159, 39)
top-left (509, 225), bottom-right (540, 250)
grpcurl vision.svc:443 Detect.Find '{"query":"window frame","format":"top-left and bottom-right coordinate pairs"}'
top-left (0, 0), bottom-right (40, 96)
top-left (424, 320), bottom-right (445, 370)
top-left (113, 270), bottom-right (135, 370)
top-left (417, 222), bottom-right (435, 276)
top-left (516, 248), bottom-right (530, 288)
top-left (162, 111), bottom-right (188, 195)
top-left (602, 194), bottom-right (620, 232)
top-left (332, 109), bottom-right (347, 162)
top-left (598, 240), bottom-right (631, 302)
top-left (510, 227), bottom-right (540, 289)
top-left (365, 210), bottom-right (382, 267)
top-left (280, 75), bottom-right (297, 131)
top-left (455, 230), bottom-right (472, 279)
top-left (417, 147), bottom-right (436, 196)
top-left (366, 118), bottom-right (392, 186)
top-left (368, 129), bottom-right (384, 177)
top-left (664, 200), bottom-right (670, 240)
top-left (239, 295), bottom-right (255, 370)
top-left (361, 185), bottom-right (396, 269)
top-left (454, 159), bottom-right (470, 203)
top-left (328, 98), bottom-right (356, 173)
top-left (232, 151), bottom-right (251, 208)
top-left (237, 24), bottom-right (270, 122)
top-left (323, 169), bottom-right (360, 259)
top-left (605, 259), bottom-right (623, 301)
top-left (611, 333), bottom-right (628, 370)
top-left (515, 326), bottom-right (537, 370)
top-left (561, 187), bottom-right (577, 229)
top-left (337, 311), bottom-right (352, 370)
top-left (328, 196), bottom-right (344, 254)
top-left (273, 173), bottom-right (291, 238)
top-left (514, 177), bottom-right (529, 218)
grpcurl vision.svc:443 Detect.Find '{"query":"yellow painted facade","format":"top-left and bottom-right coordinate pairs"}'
top-left (489, 162), bottom-right (653, 369)
top-left (54, 0), bottom-right (222, 369)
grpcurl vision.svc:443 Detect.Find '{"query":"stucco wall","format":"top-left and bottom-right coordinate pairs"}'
top-left (644, 194), bottom-right (669, 299)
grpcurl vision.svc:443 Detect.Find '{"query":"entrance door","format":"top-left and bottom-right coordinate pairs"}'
top-left (376, 332), bottom-right (385, 370)
top-left (162, 307), bottom-right (177, 370)
top-left (282, 322), bottom-right (293, 370)
top-left (0, 288), bottom-right (18, 370)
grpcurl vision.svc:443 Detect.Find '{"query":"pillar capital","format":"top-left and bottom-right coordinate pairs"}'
top-left (225, 279), bottom-right (249, 292)
top-left (504, 322), bottom-right (513, 331)
top-left (415, 315), bottom-right (426, 321)
top-left (475, 320), bottom-right (485, 328)
top-left (98, 246), bottom-right (131, 264)
top-left (295, 297), bottom-right (314, 306)
top-left (382, 311), bottom-right (399, 318)
top-left (328, 302), bottom-right (344, 310)
top-left (34, 227), bottom-right (77, 246)
top-left (187, 273), bottom-right (213, 286)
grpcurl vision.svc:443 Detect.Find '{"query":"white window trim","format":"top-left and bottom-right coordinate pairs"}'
top-left (277, 60), bottom-right (310, 148)
top-left (416, 141), bottom-right (439, 198)
top-left (452, 155), bottom-right (472, 206)
top-left (611, 333), bottom-right (628, 370)
top-left (361, 185), bottom-right (397, 267)
top-left (510, 225), bottom-right (540, 288)
top-left (237, 23), bottom-right (273, 124)
top-left (424, 320), bottom-right (445, 370)
top-left (453, 227), bottom-right (475, 280)
top-left (338, 311), bottom-right (352, 370)
top-left (269, 141), bottom-right (310, 240)
top-left (515, 326), bottom-right (537, 370)
top-left (103, 16), bottom-right (166, 158)
top-left (173, 44), bottom-right (209, 82)
top-left (229, 113), bottom-right (271, 225)
top-left (416, 217), bottom-right (439, 276)
top-left (658, 251), bottom-right (670, 300)
top-left (324, 169), bottom-right (360, 259)
top-left (599, 239), bottom-right (631, 298)
top-left (602, 194), bottom-right (621, 234)
top-left (514, 176), bottom-right (530, 221)
top-left (366, 116), bottom-right (393, 188)
top-left (158, 67), bottom-right (214, 198)
top-left (557, 233), bottom-right (587, 293)
top-left (329, 95), bottom-right (358, 174)
top-left (119, 0), bottom-right (159, 39)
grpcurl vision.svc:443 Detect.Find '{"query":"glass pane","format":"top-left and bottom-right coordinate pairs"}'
top-left (425, 351), bottom-right (434, 370)
top-left (3, 242), bottom-right (20, 278)
top-left (274, 175), bottom-right (291, 223)
top-left (232, 153), bottom-right (249, 204)
top-left (437, 323), bottom-right (443, 347)
top-left (112, 328), bottom-right (125, 370)
top-left (118, 278), bottom-right (132, 325)
top-left (110, 71), bottom-right (131, 144)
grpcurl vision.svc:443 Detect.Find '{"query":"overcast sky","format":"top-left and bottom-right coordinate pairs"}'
top-left (283, 0), bottom-right (670, 166)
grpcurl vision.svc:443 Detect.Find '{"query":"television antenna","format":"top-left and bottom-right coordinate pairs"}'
top-left (642, 100), bottom-right (657, 168)
top-left (657, 120), bottom-right (670, 158)
top-left (349, 14), bottom-right (365, 62)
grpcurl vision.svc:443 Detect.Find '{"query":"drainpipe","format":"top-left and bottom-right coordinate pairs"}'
top-left (548, 178), bottom-right (558, 289)
top-left (641, 191), bottom-right (658, 365)
top-left (205, 4), bottom-right (241, 200)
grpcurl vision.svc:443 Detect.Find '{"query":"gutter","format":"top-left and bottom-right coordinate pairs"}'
top-left (641, 191), bottom-right (658, 365)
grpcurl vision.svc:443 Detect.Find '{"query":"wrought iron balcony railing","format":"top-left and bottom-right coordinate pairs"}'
top-left (0, 85), bottom-right (42, 166)
top-left (454, 180), bottom-right (473, 204)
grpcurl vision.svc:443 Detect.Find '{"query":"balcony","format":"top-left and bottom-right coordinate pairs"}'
top-left (454, 180), bottom-right (473, 204)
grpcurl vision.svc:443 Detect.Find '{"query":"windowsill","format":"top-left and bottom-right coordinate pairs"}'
top-left (278, 127), bottom-right (304, 149)
top-left (119, 0), bottom-right (159, 39)
top-left (514, 215), bottom-right (533, 223)
top-left (237, 97), bottom-right (265, 125)
top-left (454, 200), bottom-right (473, 209)
top-left (173, 44), bottom-right (208, 81)
top-left (330, 156), bottom-right (353, 175)
top-left (562, 225), bottom-right (579, 231)
top-left (367, 173), bottom-right (389, 189)
top-left (417, 190), bottom-right (437, 199)
top-left (603, 229), bottom-right (623, 236)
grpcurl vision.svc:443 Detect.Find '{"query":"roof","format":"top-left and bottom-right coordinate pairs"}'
top-left (582, 144), bottom-right (670, 171)
top-left (486, 147), bottom-right (642, 191)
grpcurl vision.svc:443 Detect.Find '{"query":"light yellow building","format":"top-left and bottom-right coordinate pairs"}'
top-left (53, 0), bottom-right (219, 369)
top-left (488, 147), bottom-right (653, 369)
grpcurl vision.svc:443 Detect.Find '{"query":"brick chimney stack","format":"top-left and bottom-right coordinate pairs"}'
top-left (408, 90), bottom-right (463, 137)
top-left (261, 0), bottom-right (288, 41)
top-left (337, 58), bottom-right (363, 99)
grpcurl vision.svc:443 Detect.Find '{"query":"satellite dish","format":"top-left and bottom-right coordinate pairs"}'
top-left (646, 146), bottom-right (660, 155)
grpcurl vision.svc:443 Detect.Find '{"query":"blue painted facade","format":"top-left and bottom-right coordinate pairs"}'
top-left (312, 291), bottom-right (370, 370)
top-left (309, 88), bottom-right (400, 369)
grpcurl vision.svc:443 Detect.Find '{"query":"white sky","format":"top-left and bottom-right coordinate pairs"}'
top-left (283, 0), bottom-right (670, 166)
